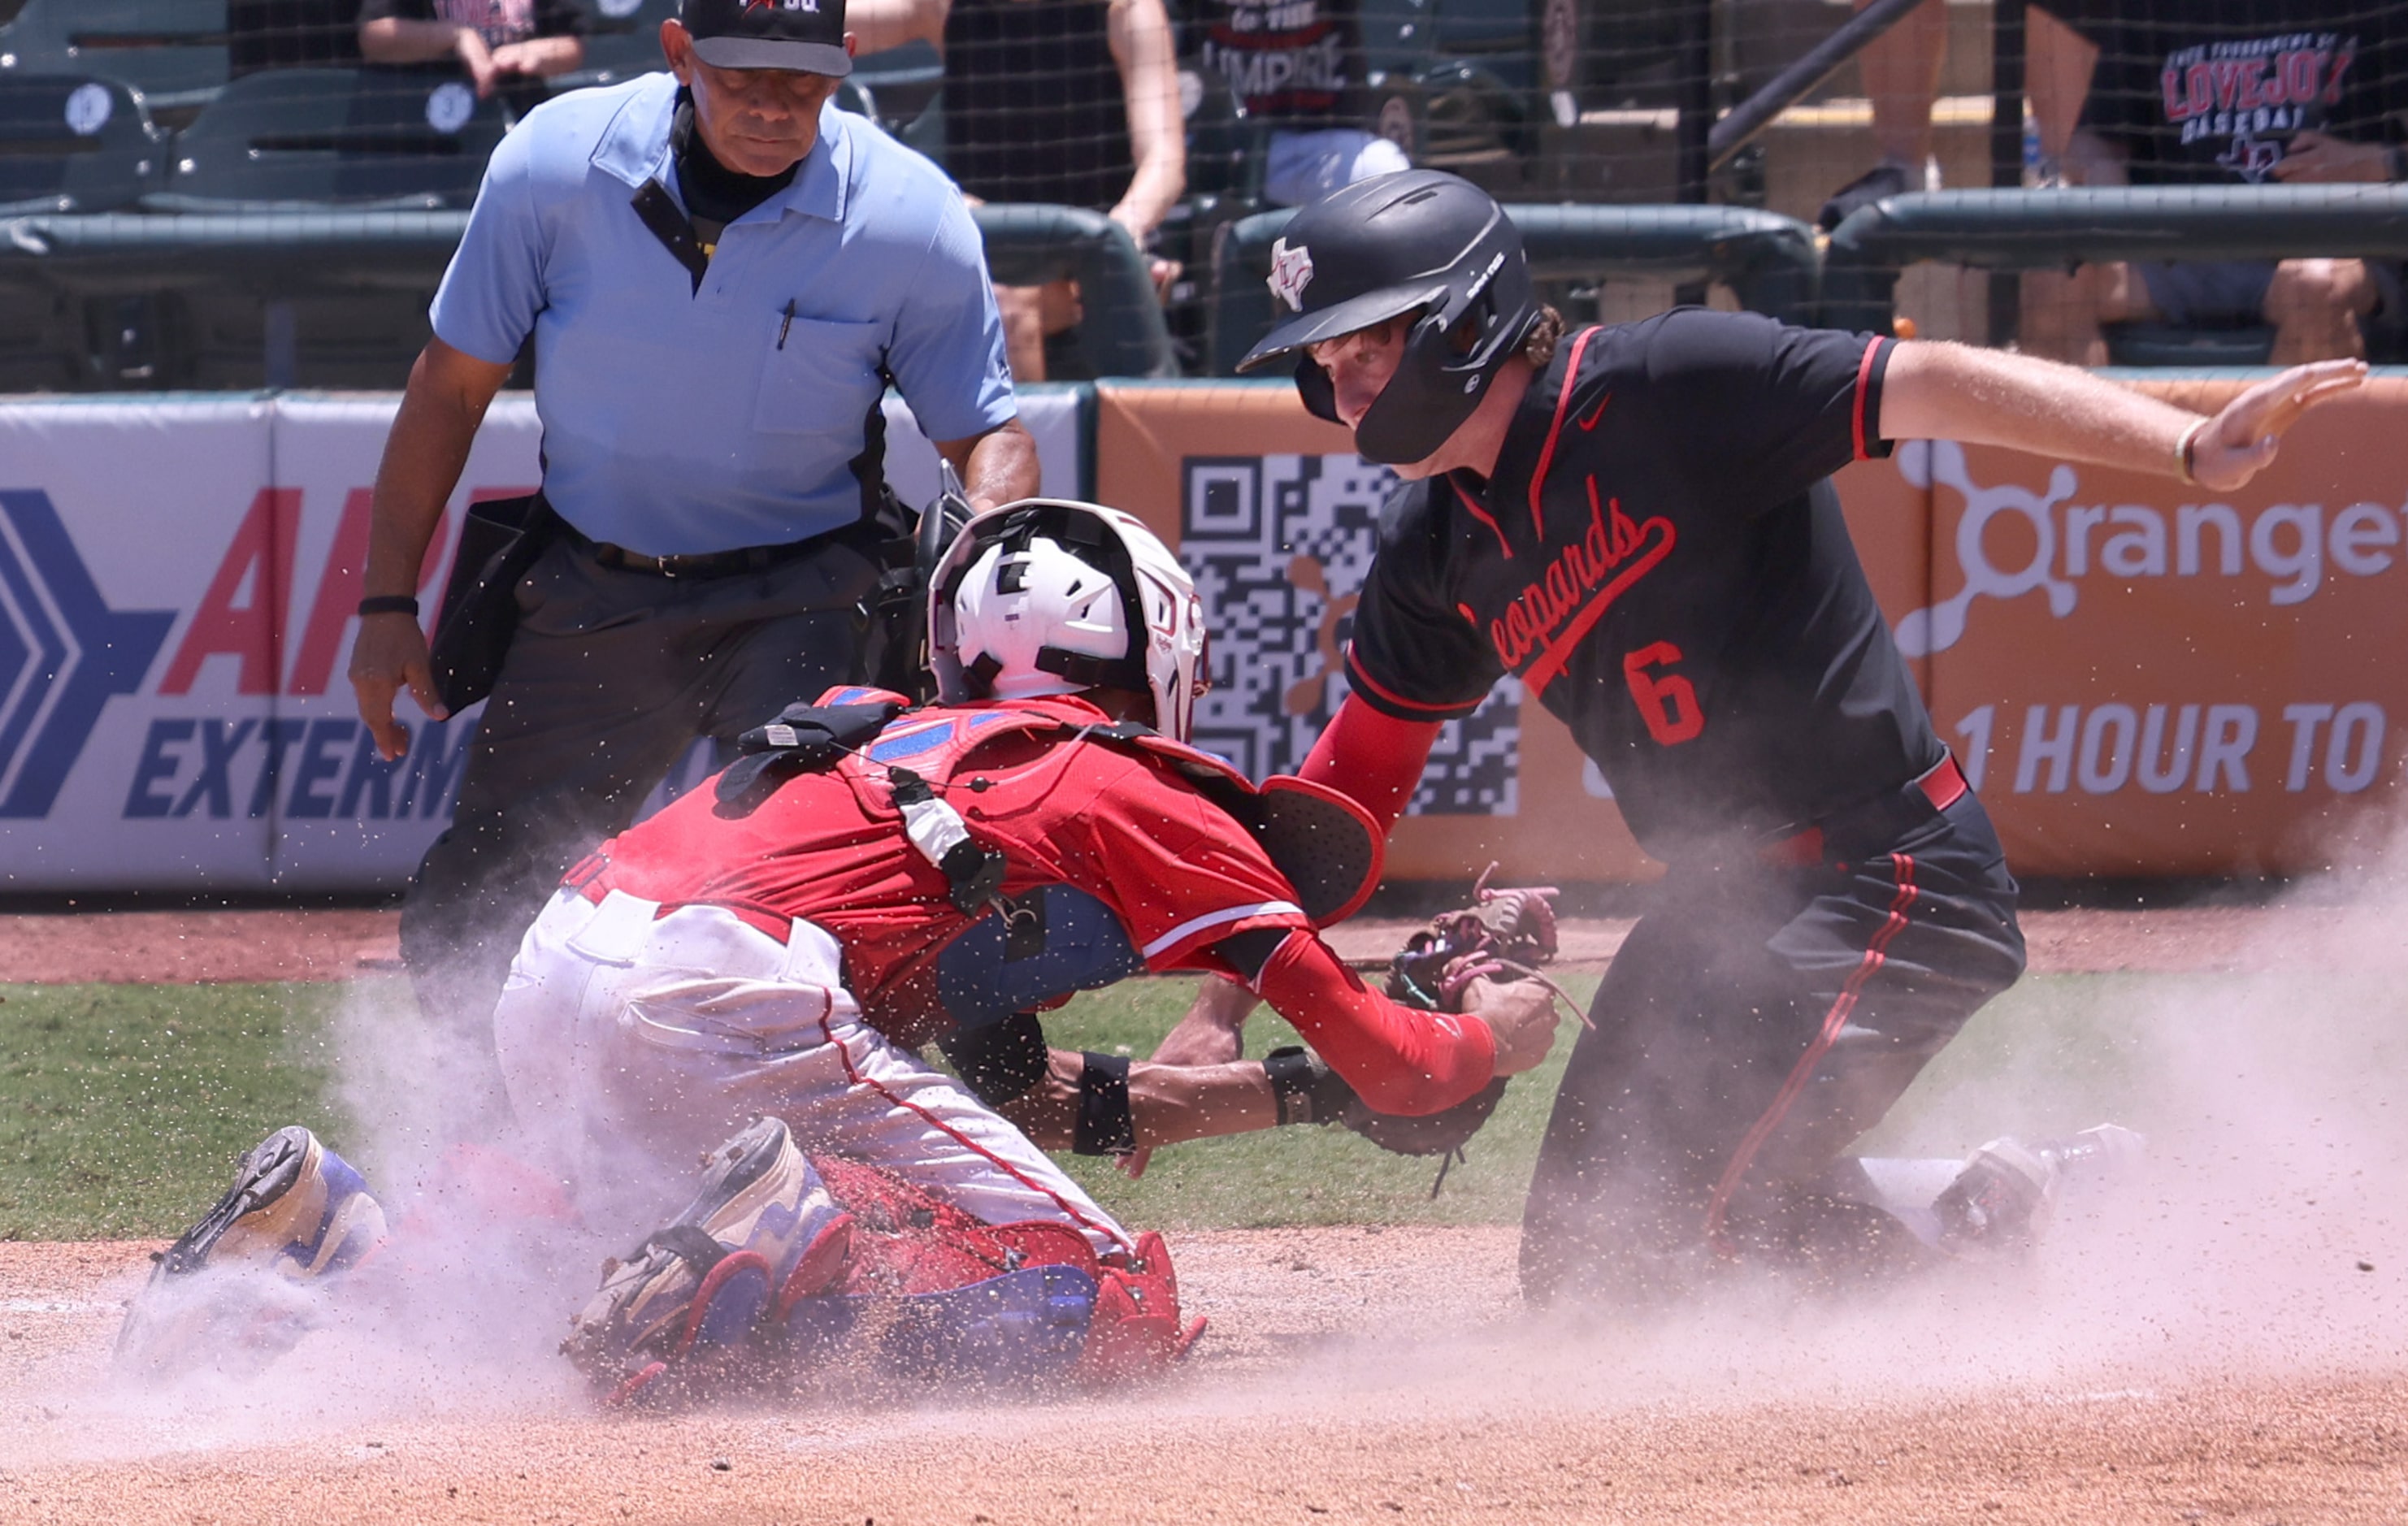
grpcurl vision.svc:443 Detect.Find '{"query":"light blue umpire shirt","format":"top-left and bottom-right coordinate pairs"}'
top-left (430, 72), bottom-right (1017, 557)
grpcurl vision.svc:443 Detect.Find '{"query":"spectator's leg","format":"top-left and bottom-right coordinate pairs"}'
top-left (996, 282), bottom-right (1050, 383)
top-left (1263, 129), bottom-right (1408, 207)
top-left (1817, 0), bottom-right (1944, 230)
top-left (2265, 258), bottom-right (2375, 365)
top-left (2025, 7), bottom-right (2101, 171)
top-left (1860, 0), bottom-right (1944, 171)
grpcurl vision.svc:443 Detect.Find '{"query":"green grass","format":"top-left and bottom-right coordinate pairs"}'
top-left (0, 982), bottom-right (353, 1240)
top-left (1036, 975), bottom-right (1591, 1231)
top-left (0, 968), bottom-right (2244, 1241)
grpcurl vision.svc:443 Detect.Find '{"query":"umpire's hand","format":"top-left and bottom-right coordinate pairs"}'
top-left (350, 613), bottom-right (449, 761)
top-left (1460, 975), bottom-right (1561, 1077)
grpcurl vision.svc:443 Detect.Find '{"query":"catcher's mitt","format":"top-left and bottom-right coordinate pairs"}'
top-left (1386, 864), bottom-right (1562, 1012)
top-left (1365, 865), bottom-right (1574, 1190)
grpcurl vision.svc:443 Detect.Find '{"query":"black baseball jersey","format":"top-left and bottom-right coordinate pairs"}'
top-left (1343, 308), bottom-right (1945, 859)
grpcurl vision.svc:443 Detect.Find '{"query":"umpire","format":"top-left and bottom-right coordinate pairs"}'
top-left (346, 0), bottom-right (1037, 1099)
top-left (1166, 169), bottom-right (2362, 1305)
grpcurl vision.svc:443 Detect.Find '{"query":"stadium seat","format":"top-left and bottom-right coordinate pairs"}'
top-left (851, 38), bottom-right (941, 135)
top-left (559, 0), bottom-right (673, 88)
top-left (149, 67), bottom-right (511, 210)
top-left (0, 74), bottom-right (166, 215)
top-left (0, 0), bottom-right (231, 115)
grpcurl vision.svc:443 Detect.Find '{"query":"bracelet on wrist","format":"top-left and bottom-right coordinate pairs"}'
top-left (2175, 418), bottom-right (2206, 487)
top-left (357, 595), bottom-right (420, 618)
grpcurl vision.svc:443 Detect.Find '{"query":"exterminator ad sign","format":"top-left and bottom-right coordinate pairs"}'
top-left (0, 391), bottom-right (1089, 892)
top-left (0, 397), bottom-right (529, 891)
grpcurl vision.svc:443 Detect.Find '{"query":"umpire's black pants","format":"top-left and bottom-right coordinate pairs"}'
top-left (397, 532), bottom-right (874, 1131)
top-left (1520, 788), bottom-right (2027, 1306)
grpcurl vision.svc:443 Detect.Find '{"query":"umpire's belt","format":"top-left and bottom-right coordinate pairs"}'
top-left (558, 519), bottom-right (835, 579)
top-left (1759, 752), bottom-right (1969, 869)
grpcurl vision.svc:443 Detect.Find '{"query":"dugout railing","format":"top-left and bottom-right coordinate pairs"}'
top-left (1204, 201), bottom-right (1823, 376)
top-left (0, 200), bottom-right (1177, 389)
top-left (1824, 185), bottom-right (2408, 360)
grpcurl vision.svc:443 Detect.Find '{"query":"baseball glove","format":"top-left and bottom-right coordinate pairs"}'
top-left (1386, 863), bottom-right (1562, 1012)
top-left (1366, 865), bottom-right (1573, 1189)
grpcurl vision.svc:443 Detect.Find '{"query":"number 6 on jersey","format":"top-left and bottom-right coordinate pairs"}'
top-left (1622, 641), bottom-right (1704, 745)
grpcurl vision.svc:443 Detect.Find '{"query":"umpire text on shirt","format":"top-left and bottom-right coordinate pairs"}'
top-left (345, 0), bottom-right (1039, 1123)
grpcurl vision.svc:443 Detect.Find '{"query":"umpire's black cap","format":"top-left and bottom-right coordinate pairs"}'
top-left (682, 0), bottom-right (853, 77)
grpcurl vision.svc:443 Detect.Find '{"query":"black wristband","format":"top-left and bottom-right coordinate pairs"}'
top-left (1263, 1045), bottom-right (1355, 1125)
top-left (1071, 1052), bottom-right (1135, 1156)
top-left (357, 595), bottom-right (420, 618)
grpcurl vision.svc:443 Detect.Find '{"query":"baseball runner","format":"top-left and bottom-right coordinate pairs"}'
top-left (1156, 169), bottom-right (2361, 1304)
top-left (120, 499), bottom-right (1560, 1398)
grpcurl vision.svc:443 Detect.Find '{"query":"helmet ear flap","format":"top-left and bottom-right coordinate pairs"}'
top-left (1293, 353), bottom-right (1342, 425)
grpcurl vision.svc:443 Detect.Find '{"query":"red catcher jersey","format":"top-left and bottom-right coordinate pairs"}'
top-left (579, 696), bottom-right (1315, 1046)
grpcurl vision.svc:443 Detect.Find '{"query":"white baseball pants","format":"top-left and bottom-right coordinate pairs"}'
top-left (491, 887), bottom-right (1129, 1255)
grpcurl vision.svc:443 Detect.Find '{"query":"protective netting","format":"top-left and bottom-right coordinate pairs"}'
top-left (2, 0), bottom-right (2406, 386)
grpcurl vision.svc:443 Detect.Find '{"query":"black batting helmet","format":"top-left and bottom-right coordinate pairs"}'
top-left (1235, 170), bottom-right (1540, 466)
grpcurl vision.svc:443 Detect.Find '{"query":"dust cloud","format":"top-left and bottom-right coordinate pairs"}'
top-left (31, 843), bottom-right (2408, 1466)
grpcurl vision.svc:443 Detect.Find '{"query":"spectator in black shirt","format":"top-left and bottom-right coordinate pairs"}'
top-left (851, 0), bottom-right (1185, 380)
top-left (358, 0), bottom-right (587, 98)
top-left (2023, 1), bottom-right (2408, 365)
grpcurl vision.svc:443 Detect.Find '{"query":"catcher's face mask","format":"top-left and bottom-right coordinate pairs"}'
top-left (928, 499), bottom-right (1209, 743)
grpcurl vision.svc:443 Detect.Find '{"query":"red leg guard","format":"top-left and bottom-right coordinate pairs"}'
top-left (988, 1220), bottom-right (1104, 1277)
top-left (1079, 1231), bottom-right (1204, 1382)
top-left (770, 1212), bottom-right (857, 1321)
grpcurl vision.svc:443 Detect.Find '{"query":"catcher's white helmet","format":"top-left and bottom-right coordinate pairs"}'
top-left (929, 499), bottom-right (1208, 743)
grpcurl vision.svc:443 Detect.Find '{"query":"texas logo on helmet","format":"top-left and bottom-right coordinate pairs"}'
top-left (1267, 238), bottom-right (1314, 313)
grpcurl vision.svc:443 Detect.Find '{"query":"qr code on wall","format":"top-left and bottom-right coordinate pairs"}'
top-left (1179, 453), bottom-right (1519, 816)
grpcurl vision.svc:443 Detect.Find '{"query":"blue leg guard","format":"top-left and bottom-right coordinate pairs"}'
top-left (879, 1264), bottom-right (1100, 1381)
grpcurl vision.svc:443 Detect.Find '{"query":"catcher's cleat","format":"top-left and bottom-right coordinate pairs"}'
top-left (1932, 1124), bottom-right (2148, 1258)
top-left (160, 1125), bottom-right (388, 1280)
top-left (564, 1116), bottom-right (840, 1399)
top-left (115, 1125), bottom-right (388, 1377)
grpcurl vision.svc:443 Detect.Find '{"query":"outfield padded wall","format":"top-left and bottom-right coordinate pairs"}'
top-left (0, 388), bottom-right (1088, 891)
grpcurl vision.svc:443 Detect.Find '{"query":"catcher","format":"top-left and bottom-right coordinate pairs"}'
top-left (118, 498), bottom-right (1559, 1399)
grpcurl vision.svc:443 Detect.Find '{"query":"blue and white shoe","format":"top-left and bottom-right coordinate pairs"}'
top-left (564, 1116), bottom-right (840, 1402)
top-left (115, 1125), bottom-right (388, 1378)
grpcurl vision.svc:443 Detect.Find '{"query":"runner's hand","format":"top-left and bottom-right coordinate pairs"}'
top-left (2191, 360), bottom-right (2366, 492)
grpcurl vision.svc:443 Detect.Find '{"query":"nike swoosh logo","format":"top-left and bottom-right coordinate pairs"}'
top-left (1577, 392), bottom-right (1612, 431)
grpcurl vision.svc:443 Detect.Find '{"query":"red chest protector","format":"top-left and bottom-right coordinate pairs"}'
top-left (802, 684), bottom-right (1384, 927)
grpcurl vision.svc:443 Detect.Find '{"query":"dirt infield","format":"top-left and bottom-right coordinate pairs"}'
top-left (2, 903), bottom-right (2389, 984)
top-left (4, 1229), bottom-right (2405, 1525)
top-left (6, 902), bottom-right (2406, 1523)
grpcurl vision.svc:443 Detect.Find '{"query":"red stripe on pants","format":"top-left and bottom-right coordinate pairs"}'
top-left (1702, 853), bottom-right (1920, 1254)
top-left (815, 1012), bottom-right (1131, 1251)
